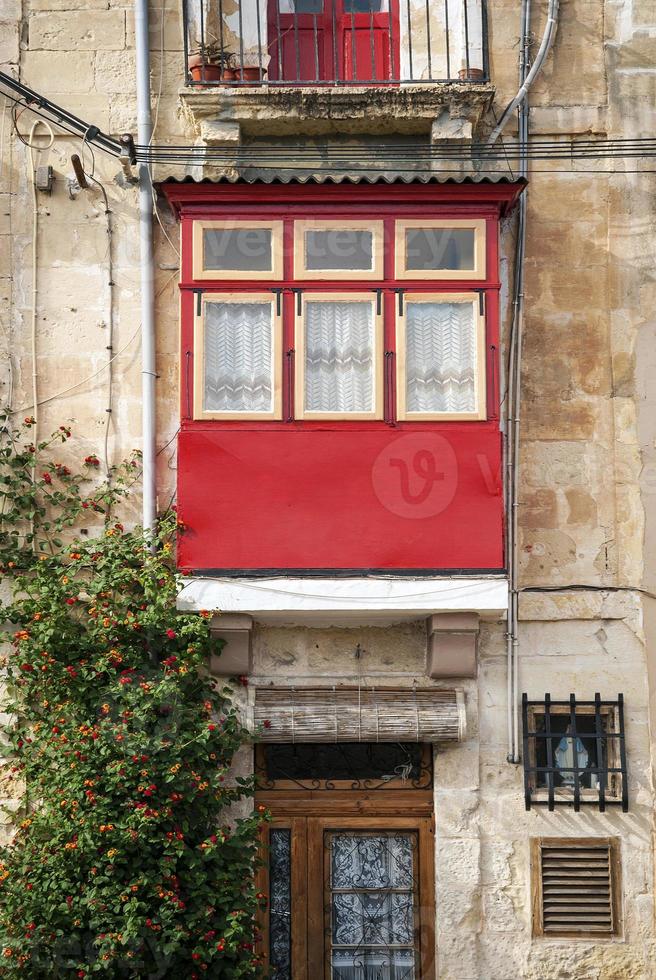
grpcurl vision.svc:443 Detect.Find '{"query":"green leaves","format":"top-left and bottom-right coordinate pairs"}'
top-left (0, 423), bottom-right (265, 979)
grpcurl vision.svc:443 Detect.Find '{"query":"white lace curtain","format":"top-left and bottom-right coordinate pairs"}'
top-left (304, 300), bottom-right (374, 413)
top-left (204, 300), bottom-right (273, 413)
top-left (405, 300), bottom-right (476, 413)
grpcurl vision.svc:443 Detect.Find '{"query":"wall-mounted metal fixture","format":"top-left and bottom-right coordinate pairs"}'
top-left (35, 165), bottom-right (54, 194)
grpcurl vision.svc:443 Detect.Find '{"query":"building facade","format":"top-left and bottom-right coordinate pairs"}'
top-left (2, 0), bottom-right (656, 976)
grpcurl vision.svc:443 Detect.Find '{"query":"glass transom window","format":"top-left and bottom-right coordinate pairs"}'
top-left (395, 219), bottom-right (486, 280)
top-left (193, 221), bottom-right (283, 280)
top-left (295, 221), bottom-right (384, 280)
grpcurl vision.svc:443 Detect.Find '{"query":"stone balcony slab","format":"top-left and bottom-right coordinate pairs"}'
top-left (179, 82), bottom-right (495, 140)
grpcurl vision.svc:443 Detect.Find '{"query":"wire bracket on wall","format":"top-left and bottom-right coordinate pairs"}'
top-left (118, 133), bottom-right (139, 184)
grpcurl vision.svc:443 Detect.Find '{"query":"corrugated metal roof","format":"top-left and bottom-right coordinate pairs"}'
top-left (161, 172), bottom-right (525, 185)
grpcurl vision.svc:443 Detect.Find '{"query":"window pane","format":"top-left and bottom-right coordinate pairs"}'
top-left (534, 713), bottom-right (608, 790)
top-left (203, 228), bottom-right (273, 272)
top-left (269, 829), bottom-right (292, 980)
top-left (204, 301), bottom-right (273, 413)
top-left (305, 301), bottom-right (374, 413)
top-left (305, 229), bottom-right (373, 271)
top-left (405, 228), bottom-right (475, 271)
top-left (405, 301), bottom-right (476, 413)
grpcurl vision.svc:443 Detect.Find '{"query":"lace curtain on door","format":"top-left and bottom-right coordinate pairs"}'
top-left (405, 300), bottom-right (476, 414)
top-left (204, 301), bottom-right (273, 413)
top-left (330, 833), bottom-right (417, 980)
top-left (305, 300), bottom-right (374, 413)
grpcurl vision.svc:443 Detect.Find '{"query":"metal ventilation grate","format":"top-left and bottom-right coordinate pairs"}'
top-left (532, 839), bottom-right (621, 938)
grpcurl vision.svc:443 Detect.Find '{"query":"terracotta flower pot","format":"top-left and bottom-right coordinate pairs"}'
top-left (221, 67), bottom-right (238, 81)
top-left (239, 66), bottom-right (267, 82)
top-left (189, 61), bottom-right (222, 83)
top-left (458, 67), bottom-right (485, 81)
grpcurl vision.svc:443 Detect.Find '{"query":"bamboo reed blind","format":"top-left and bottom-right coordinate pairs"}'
top-left (253, 687), bottom-right (465, 742)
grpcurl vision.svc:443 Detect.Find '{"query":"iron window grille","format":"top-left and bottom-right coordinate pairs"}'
top-left (522, 694), bottom-right (628, 813)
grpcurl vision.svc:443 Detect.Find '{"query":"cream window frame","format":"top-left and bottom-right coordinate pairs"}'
top-left (294, 292), bottom-right (384, 421)
top-left (194, 292), bottom-right (283, 421)
top-left (395, 219), bottom-right (486, 281)
top-left (192, 220), bottom-right (284, 281)
top-left (396, 292), bottom-right (487, 422)
top-left (294, 220), bottom-right (385, 281)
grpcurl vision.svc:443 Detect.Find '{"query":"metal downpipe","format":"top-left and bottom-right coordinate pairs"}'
top-left (135, 0), bottom-right (157, 536)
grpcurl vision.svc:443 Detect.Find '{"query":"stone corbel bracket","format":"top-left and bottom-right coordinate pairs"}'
top-left (209, 614), bottom-right (253, 677)
top-left (426, 612), bottom-right (479, 679)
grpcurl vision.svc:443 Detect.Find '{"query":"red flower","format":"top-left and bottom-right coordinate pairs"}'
top-left (84, 455), bottom-right (100, 467)
top-left (19, 664), bottom-right (33, 672)
top-left (42, 472), bottom-right (52, 484)
top-left (166, 628), bottom-right (176, 640)
top-left (238, 675), bottom-right (249, 687)
top-left (23, 416), bottom-right (36, 426)
top-left (207, 724), bottom-right (216, 732)
top-left (263, 719), bottom-right (271, 729)
top-left (65, 598), bottom-right (76, 606)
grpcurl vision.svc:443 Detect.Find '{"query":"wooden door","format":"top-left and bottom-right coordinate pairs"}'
top-left (267, 0), bottom-right (333, 83)
top-left (256, 743), bottom-right (435, 979)
top-left (261, 816), bottom-right (435, 979)
top-left (267, 0), bottom-right (399, 83)
top-left (338, 0), bottom-right (399, 83)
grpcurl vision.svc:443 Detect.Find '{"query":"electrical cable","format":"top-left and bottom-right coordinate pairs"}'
top-left (26, 118), bottom-right (54, 549)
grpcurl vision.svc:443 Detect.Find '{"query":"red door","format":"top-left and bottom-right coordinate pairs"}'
top-left (268, 0), bottom-right (399, 83)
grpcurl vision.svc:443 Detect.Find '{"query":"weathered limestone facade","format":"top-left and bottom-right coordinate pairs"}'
top-left (2, 0), bottom-right (656, 977)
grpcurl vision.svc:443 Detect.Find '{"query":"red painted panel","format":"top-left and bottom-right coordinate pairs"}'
top-left (177, 425), bottom-right (503, 572)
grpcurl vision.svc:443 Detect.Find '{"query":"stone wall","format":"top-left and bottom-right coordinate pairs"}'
top-left (2, 0), bottom-right (656, 977)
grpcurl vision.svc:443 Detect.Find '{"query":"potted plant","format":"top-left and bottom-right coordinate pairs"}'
top-left (237, 52), bottom-right (270, 83)
top-left (458, 66), bottom-right (485, 81)
top-left (187, 39), bottom-right (234, 83)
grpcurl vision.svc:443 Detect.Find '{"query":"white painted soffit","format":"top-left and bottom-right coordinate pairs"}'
top-left (177, 576), bottom-right (508, 625)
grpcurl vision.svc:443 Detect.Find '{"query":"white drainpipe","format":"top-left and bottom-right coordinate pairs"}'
top-left (135, 0), bottom-right (157, 535)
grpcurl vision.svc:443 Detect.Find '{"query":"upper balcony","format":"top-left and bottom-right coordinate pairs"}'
top-left (180, 0), bottom-right (493, 141)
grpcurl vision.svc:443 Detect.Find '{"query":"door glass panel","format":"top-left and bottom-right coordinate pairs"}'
top-left (405, 227), bottom-right (475, 272)
top-left (343, 0), bottom-right (386, 11)
top-left (405, 300), bottom-right (476, 414)
top-left (329, 833), bottom-right (418, 980)
top-left (269, 829), bottom-right (292, 980)
top-left (305, 229), bottom-right (374, 271)
top-left (203, 301), bottom-right (273, 413)
top-left (203, 227), bottom-right (273, 273)
top-left (304, 300), bottom-right (374, 413)
top-left (279, 0), bottom-right (324, 12)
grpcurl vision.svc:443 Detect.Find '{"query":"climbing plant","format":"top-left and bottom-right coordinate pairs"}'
top-left (0, 417), bottom-right (265, 978)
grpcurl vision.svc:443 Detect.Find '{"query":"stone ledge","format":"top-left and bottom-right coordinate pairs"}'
top-left (179, 82), bottom-right (495, 138)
